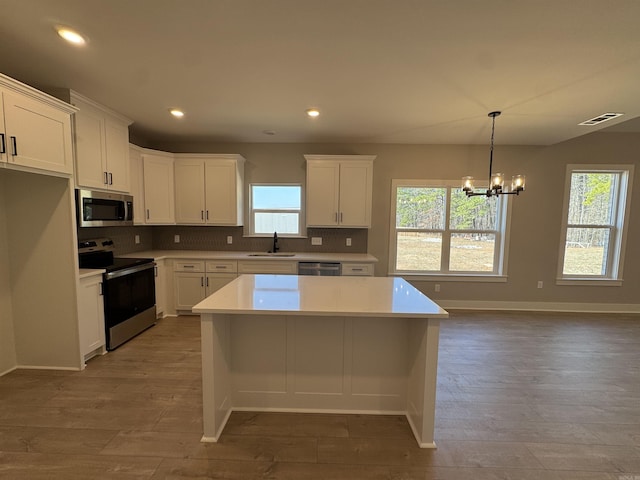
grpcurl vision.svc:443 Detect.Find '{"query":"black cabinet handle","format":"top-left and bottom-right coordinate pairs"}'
top-left (0, 133), bottom-right (5, 154)
top-left (109, 172), bottom-right (113, 185)
top-left (104, 172), bottom-right (109, 184)
top-left (10, 136), bottom-right (17, 156)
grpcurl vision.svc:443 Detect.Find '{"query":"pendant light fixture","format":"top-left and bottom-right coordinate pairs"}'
top-left (462, 111), bottom-right (525, 197)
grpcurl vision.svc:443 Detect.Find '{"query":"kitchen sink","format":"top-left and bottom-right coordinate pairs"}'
top-left (248, 252), bottom-right (296, 257)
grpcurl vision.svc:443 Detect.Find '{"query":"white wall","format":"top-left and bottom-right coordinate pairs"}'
top-left (4, 170), bottom-right (82, 370)
top-left (0, 173), bottom-right (17, 374)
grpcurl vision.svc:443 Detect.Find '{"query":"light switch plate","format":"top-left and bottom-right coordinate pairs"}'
top-left (174, 234), bottom-right (180, 243)
top-left (311, 237), bottom-right (322, 246)
top-left (346, 238), bottom-right (352, 247)
top-left (227, 236), bottom-right (233, 244)
top-left (135, 235), bottom-right (140, 244)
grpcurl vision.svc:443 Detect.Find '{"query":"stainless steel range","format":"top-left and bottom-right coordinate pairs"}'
top-left (78, 238), bottom-right (156, 350)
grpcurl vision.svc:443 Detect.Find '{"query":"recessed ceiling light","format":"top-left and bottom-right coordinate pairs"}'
top-left (306, 108), bottom-right (320, 118)
top-left (169, 109), bottom-right (185, 118)
top-left (55, 26), bottom-right (86, 46)
top-left (578, 112), bottom-right (624, 126)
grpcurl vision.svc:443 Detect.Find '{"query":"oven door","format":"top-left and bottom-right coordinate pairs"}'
top-left (103, 263), bottom-right (156, 329)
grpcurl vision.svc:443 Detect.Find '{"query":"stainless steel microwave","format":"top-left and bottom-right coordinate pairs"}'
top-left (76, 189), bottom-right (134, 227)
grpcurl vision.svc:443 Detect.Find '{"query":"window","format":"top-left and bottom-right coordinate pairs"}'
top-left (249, 184), bottom-right (303, 236)
top-left (558, 166), bottom-right (633, 283)
top-left (389, 180), bottom-right (509, 277)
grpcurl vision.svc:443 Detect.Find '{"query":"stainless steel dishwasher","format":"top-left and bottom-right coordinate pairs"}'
top-left (297, 261), bottom-right (342, 276)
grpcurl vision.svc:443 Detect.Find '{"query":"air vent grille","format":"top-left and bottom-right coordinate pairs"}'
top-left (579, 112), bottom-right (624, 126)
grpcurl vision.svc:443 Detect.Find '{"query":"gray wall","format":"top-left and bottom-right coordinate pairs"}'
top-left (146, 130), bottom-right (640, 309)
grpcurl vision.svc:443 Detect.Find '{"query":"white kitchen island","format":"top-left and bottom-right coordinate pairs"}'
top-left (193, 274), bottom-right (448, 448)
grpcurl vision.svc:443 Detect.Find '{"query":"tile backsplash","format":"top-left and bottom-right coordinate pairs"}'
top-left (78, 226), bottom-right (367, 255)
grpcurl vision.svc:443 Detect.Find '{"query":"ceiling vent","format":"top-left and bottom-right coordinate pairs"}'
top-left (578, 112), bottom-right (624, 126)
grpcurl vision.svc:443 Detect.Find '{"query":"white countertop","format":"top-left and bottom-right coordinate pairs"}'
top-left (193, 274), bottom-right (448, 318)
top-left (78, 268), bottom-right (105, 279)
top-left (120, 250), bottom-right (378, 263)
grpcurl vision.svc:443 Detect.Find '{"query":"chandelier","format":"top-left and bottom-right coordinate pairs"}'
top-left (462, 111), bottom-right (525, 197)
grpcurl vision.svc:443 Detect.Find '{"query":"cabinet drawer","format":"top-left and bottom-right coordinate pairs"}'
top-left (342, 263), bottom-right (374, 276)
top-left (237, 260), bottom-right (297, 274)
top-left (206, 260), bottom-right (238, 273)
top-left (174, 260), bottom-right (205, 272)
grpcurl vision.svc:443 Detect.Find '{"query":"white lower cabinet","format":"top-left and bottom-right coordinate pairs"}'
top-left (341, 263), bottom-right (374, 276)
top-left (174, 260), bottom-right (238, 312)
top-left (237, 260), bottom-right (297, 274)
top-left (77, 274), bottom-right (106, 363)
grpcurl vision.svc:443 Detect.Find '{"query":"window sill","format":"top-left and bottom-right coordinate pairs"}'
top-left (389, 273), bottom-right (508, 283)
top-left (243, 234), bottom-right (308, 239)
top-left (556, 278), bottom-right (623, 287)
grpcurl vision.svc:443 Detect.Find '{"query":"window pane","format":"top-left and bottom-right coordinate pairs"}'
top-left (450, 189), bottom-right (497, 230)
top-left (252, 186), bottom-right (301, 210)
top-left (449, 233), bottom-right (495, 272)
top-left (254, 212), bottom-right (299, 234)
top-left (568, 173), bottom-right (615, 225)
top-left (396, 187), bottom-right (446, 229)
top-left (395, 232), bottom-right (441, 271)
top-left (563, 227), bottom-right (610, 275)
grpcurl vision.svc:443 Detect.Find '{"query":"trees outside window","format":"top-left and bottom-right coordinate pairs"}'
top-left (390, 180), bottom-right (509, 276)
top-left (559, 166), bottom-right (633, 282)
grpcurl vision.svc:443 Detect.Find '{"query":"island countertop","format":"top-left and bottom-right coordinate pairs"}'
top-left (193, 274), bottom-right (448, 318)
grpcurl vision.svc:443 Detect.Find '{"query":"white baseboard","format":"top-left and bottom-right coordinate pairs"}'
top-left (15, 365), bottom-right (82, 372)
top-left (0, 366), bottom-right (17, 377)
top-left (439, 300), bottom-right (640, 314)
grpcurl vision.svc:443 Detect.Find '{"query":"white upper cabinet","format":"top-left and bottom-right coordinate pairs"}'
top-left (142, 152), bottom-right (175, 224)
top-left (129, 144), bottom-right (146, 225)
top-left (0, 74), bottom-right (75, 176)
top-left (174, 154), bottom-right (245, 226)
top-left (305, 155), bottom-right (375, 228)
top-left (70, 92), bottom-right (132, 193)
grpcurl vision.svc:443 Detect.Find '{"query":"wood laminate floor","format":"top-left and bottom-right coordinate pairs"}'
top-left (1, 312), bottom-right (639, 479)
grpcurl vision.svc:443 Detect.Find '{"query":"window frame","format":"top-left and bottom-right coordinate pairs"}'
top-left (388, 179), bottom-right (512, 281)
top-left (556, 164), bottom-right (634, 286)
top-left (248, 183), bottom-right (304, 237)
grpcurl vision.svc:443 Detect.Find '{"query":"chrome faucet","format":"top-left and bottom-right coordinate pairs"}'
top-left (271, 231), bottom-right (279, 253)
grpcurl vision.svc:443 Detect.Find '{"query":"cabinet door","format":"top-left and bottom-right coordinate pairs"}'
top-left (143, 154), bottom-right (175, 224)
top-left (154, 260), bottom-right (166, 318)
top-left (206, 273), bottom-right (237, 295)
top-left (174, 272), bottom-right (206, 310)
top-left (338, 162), bottom-right (372, 227)
top-left (129, 146), bottom-right (146, 224)
top-left (104, 119), bottom-right (130, 192)
top-left (72, 100), bottom-right (107, 189)
top-left (2, 90), bottom-right (73, 175)
top-left (77, 276), bottom-right (105, 360)
top-left (175, 160), bottom-right (206, 224)
top-left (306, 161), bottom-right (340, 226)
top-left (204, 160), bottom-right (241, 225)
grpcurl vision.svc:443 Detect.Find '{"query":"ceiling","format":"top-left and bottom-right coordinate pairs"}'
top-left (1, 0), bottom-right (640, 146)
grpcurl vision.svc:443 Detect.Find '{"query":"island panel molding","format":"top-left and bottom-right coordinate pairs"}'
top-left (194, 274), bottom-right (448, 448)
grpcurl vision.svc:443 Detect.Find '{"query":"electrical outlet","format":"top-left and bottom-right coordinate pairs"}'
top-left (537, 281), bottom-right (543, 289)
top-left (174, 234), bottom-right (180, 243)
top-left (311, 237), bottom-right (322, 246)
top-left (227, 236), bottom-right (233, 244)
top-left (346, 238), bottom-right (352, 247)
top-left (134, 235), bottom-right (140, 244)
top-left (434, 284), bottom-right (441, 292)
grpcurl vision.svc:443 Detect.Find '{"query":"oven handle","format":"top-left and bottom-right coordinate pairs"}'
top-left (104, 262), bottom-right (155, 280)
